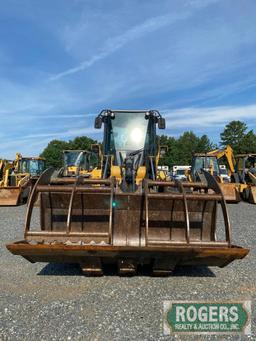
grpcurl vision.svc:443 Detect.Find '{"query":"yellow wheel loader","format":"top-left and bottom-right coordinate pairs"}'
top-left (7, 110), bottom-right (248, 275)
top-left (60, 146), bottom-right (101, 179)
top-left (0, 153), bottom-right (45, 206)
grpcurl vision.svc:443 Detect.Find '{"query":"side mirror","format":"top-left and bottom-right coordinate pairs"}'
top-left (158, 117), bottom-right (166, 129)
top-left (94, 117), bottom-right (102, 129)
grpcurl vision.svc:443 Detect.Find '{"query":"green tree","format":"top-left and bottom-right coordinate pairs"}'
top-left (159, 132), bottom-right (215, 168)
top-left (173, 132), bottom-right (199, 165)
top-left (197, 134), bottom-right (216, 153)
top-left (40, 136), bottom-right (97, 168)
top-left (238, 130), bottom-right (256, 153)
top-left (40, 140), bottom-right (70, 168)
top-left (69, 136), bottom-right (96, 150)
top-left (158, 135), bottom-right (177, 166)
top-left (220, 121), bottom-right (247, 153)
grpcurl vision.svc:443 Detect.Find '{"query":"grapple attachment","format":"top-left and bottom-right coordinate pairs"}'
top-left (7, 169), bottom-right (248, 276)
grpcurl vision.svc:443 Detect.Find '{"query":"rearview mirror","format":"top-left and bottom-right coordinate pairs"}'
top-left (158, 117), bottom-right (166, 129)
top-left (94, 117), bottom-right (102, 129)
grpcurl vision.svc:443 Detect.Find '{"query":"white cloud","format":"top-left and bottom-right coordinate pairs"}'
top-left (164, 104), bottom-right (256, 130)
top-left (0, 126), bottom-right (102, 159)
top-left (49, 0), bottom-right (220, 81)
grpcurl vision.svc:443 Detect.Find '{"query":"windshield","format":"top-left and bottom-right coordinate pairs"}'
top-left (19, 159), bottom-right (45, 175)
top-left (220, 168), bottom-right (228, 175)
top-left (176, 169), bottom-right (185, 175)
top-left (193, 157), bottom-right (220, 175)
top-left (111, 112), bottom-right (148, 157)
top-left (64, 151), bottom-right (86, 167)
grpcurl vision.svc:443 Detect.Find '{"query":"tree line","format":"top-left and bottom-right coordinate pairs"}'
top-left (40, 120), bottom-right (256, 169)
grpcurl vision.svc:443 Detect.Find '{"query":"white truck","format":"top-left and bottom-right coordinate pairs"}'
top-left (219, 164), bottom-right (231, 183)
top-left (172, 165), bottom-right (191, 181)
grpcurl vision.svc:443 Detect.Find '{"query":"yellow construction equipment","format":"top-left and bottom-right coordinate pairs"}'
top-left (235, 154), bottom-right (256, 204)
top-left (189, 153), bottom-right (240, 203)
top-left (206, 146), bottom-right (240, 202)
top-left (0, 153), bottom-right (45, 206)
top-left (207, 147), bottom-right (256, 204)
top-left (7, 110), bottom-right (248, 275)
top-left (60, 145), bottom-right (102, 179)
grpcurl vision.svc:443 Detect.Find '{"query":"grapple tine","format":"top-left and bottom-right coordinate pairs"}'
top-left (174, 179), bottom-right (190, 244)
top-left (202, 170), bottom-right (232, 246)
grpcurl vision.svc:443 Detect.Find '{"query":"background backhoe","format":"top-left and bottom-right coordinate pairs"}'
top-left (208, 147), bottom-right (256, 204)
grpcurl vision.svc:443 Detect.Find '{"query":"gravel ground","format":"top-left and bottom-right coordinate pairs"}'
top-left (0, 203), bottom-right (255, 341)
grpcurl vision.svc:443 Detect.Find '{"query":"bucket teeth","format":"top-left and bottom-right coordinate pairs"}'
top-left (118, 259), bottom-right (137, 276)
top-left (80, 258), bottom-right (103, 276)
top-left (152, 258), bottom-right (177, 276)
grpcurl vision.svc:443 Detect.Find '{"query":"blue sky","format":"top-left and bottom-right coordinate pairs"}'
top-left (1, 0), bottom-right (256, 158)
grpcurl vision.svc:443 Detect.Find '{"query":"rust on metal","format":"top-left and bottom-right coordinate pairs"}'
top-left (0, 187), bottom-right (21, 206)
top-left (6, 166), bottom-right (249, 275)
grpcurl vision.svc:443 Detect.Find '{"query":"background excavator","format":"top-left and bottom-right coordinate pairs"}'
top-left (0, 153), bottom-right (45, 206)
top-left (7, 110), bottom-right (248, 275)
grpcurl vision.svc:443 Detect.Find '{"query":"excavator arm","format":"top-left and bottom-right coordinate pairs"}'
top-left (207, 145), bottom-right (235, 175)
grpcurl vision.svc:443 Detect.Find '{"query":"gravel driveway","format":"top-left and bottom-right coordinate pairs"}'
top-left (0, 203), bottom-right (255, 340)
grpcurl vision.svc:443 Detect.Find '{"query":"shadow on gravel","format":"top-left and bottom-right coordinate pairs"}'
top-left (173, 266), bottom-right (215, 277)
top-left (38, 263), bottom-right (215, 277)
top-left (38, 263), bottom-right (82, 276)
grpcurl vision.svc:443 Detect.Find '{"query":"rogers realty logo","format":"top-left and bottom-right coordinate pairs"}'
top-left (163, 301), bottom-right (251, 335)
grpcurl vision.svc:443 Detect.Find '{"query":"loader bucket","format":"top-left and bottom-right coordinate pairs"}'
top-left (219, 183), bottom-right (241, 203)
top-left (0, 187), bottom-right (21, 206)
top-left (249, 186), bottom-right (256, 204)
top-left (6, 168), bottom-right (249, 276)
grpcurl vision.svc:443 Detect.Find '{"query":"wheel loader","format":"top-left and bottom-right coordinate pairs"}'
top-left (60, 146), bottom-right (101, 178)
top-left (6, 110), bottom-right (248, 275)
top-left (0, 153), bottom-right (45, 206)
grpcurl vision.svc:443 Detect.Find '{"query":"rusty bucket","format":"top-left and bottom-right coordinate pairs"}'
top-left (6, 168), bottom-right (249, 275)
top-left (0, 187), bottom-right (21, 206)
top-left (219, 183), bottom-right (241, 203)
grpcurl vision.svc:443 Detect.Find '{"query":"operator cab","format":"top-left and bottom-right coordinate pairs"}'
top-left (95, 109), bottom-right (165, 191)
top-left (191, 154), bottom-right (220, 181)
top-left (18, 158), bottom-right (46, 176)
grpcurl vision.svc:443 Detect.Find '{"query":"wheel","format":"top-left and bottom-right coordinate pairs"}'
top-left (242, 188), bottom-right (250, 201)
